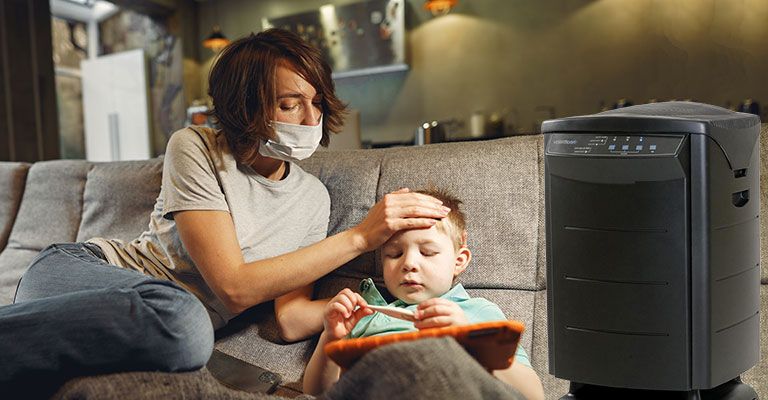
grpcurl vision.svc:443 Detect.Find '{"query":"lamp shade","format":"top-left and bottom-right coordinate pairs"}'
top-left (202, 25), bottom-right (230, 50)
top-left (424, 0), bottom-right (457, 16)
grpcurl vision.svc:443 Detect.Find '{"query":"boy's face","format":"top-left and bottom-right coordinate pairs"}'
top-left (381, 224), bottom-right (470, 304)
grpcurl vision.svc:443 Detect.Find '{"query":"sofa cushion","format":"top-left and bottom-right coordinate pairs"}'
top-left (313, 275), bottom-right (367, 303)
top-left (213, 306), bottom-right (313, 393)
top-left (376, 136), bottom-right (544, 291)
top-left (466, 288), bottom-right (536, 358)
top-left (298, 149), bottom-right (383, 278)
top-left (0, 247), bottom-right (40, 305)
top-left (0, 160), bottom-right (90, 305)
top-left (4, 160), bottom-right (89, 249)
top-left (76, 158), bottom-right (163, 242)
top-left (0, 162), bottom-right (30, 252)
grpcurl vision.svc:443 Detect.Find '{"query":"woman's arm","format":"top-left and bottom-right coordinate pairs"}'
top-left (175, 210), bottom-right (360, 315)
top-left (274, 194), bottom-right (332, 342)
top-left (493, 363), bottom-right (545, 400)
top-left (174, 190), bottom-right (449, 316)
top-left (274, 284), bottom-right (328, 342)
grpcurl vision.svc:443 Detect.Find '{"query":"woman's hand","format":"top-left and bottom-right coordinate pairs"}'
top-left (413, 298), bottom-right (469, 329)
top-left (351, 188), bottom-right (450, 253)
top-left (324, 289), bottom-right (374, 340)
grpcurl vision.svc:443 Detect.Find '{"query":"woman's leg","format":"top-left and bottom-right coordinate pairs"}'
top-left (14, 243), bottom-right (149, 301)
top-left (0, 243), bottom-right (213, 387)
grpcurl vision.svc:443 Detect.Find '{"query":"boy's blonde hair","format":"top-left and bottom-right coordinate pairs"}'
top-left (415, 188), bottom-right (466, 250)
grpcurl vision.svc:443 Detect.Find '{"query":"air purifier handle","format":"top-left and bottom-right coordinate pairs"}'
top-left (731, 190), bottom-right (749, 207)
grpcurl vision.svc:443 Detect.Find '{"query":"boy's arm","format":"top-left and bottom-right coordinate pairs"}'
top-left (493, 363), bottom-right (545, 400)
top-left (303, 331), bottom-right (343, 395)
top-left (304, 288), bottom-right (373, 395)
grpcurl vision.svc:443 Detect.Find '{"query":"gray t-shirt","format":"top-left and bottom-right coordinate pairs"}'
top-left (89, 126), bottom-right (330, 329)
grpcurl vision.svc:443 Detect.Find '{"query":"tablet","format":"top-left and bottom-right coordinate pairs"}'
top-left (324, 320), bottom-right (524, 371)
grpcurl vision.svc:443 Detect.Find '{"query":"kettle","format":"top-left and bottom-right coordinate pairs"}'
top-left (414, 120), bottom-right (447, 145)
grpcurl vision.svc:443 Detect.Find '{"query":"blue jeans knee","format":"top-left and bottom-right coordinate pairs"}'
top-left (134, 280), bottom-right (214, 371)
top-left (15, 243), bottom-right (114, 303)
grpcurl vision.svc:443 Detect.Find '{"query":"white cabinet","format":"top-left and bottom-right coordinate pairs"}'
top-left (81, 49), bottom-right (151, 161)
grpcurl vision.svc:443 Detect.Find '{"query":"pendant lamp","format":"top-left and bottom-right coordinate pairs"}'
top-left (424, 0), bottom-right (457, 16)
top-left (202, 25), bottom-right (230, 50)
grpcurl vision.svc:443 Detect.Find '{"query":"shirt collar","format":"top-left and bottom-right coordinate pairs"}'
top-left (358, 278), bottom-right (388, 306)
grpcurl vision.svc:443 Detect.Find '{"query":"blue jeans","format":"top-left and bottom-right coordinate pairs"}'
top-left (0, 243), bottom-right (214, 387)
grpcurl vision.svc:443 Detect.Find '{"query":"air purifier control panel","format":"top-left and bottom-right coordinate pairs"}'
top-left (546, 133), bottom-right (684, 157)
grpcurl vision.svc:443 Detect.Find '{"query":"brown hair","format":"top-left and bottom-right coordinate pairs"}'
top-left (415, 188), bottom-right (467, 250)
top-left (207, 28), bottom-right (347, 165)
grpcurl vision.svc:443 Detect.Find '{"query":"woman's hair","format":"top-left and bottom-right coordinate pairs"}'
top-left (207, 28), bottom-right (347, 165)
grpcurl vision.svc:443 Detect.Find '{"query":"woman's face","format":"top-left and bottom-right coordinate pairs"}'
top-left (274, 65), bottom-right (322, 126)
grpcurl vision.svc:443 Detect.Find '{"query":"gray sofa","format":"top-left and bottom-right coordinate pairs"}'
top-left (0, 128), bottom-right (765, 399)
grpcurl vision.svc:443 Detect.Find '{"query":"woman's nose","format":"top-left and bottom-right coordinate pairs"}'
top-left (302, 103), bottom-right (321, 126)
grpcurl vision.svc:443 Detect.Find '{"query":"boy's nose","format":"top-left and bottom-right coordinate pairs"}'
top-left (401, 255), bottom-right (419, 272)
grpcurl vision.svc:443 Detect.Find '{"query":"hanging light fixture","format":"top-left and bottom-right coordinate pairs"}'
top-left (424, 0), bottom-right (457, 16)
top-left (202, 25), bottom-right (230, 50)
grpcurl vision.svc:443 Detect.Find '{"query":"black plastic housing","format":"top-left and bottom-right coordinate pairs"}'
top-left (543, 102), bottom-right (760, 391)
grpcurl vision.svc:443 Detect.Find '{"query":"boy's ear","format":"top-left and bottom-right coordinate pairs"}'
top-left (453, 245), bottom-right (471, 278)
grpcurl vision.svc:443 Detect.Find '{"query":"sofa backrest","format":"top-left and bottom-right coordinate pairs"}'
top-left (300, 135), bottom-right (546, 298)
top-left (2, 126), bottom-right (766, 299)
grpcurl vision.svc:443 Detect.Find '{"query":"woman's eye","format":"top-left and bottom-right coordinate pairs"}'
top-left (279, 103), bottom-right (299, 111)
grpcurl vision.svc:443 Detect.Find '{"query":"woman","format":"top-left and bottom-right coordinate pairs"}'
top-left (0, 28), bottom-right (448, 389)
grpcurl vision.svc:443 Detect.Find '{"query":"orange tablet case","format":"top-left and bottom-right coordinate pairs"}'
top-left (324, 320), bottom-right (524, 371)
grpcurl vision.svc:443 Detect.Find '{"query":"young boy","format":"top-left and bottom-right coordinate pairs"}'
top-left (303, 189), bottom-right (545, 399)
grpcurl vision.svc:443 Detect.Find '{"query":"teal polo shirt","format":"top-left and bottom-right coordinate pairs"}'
top-left (350, 278), bottom-right (531, 368)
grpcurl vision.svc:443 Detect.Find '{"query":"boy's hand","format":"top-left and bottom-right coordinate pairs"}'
top-left (324, 289), bottom-right (374, 340)
top-left (413, 298), bottom-right (468, 329)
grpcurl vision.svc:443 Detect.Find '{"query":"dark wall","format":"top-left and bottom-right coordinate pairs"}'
top-left (0, 0), bottom-right (59, 162)
top-left (197, 0), bottom-right (768, 143)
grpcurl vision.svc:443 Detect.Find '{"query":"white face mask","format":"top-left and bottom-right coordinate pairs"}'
top-left (258, 116), bottom-right (323, 162)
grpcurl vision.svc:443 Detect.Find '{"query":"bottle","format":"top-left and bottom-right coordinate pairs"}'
top-left (469, 111), bottom-right (485, 137)
top-left (487, 112), bottom-right (504, 138)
